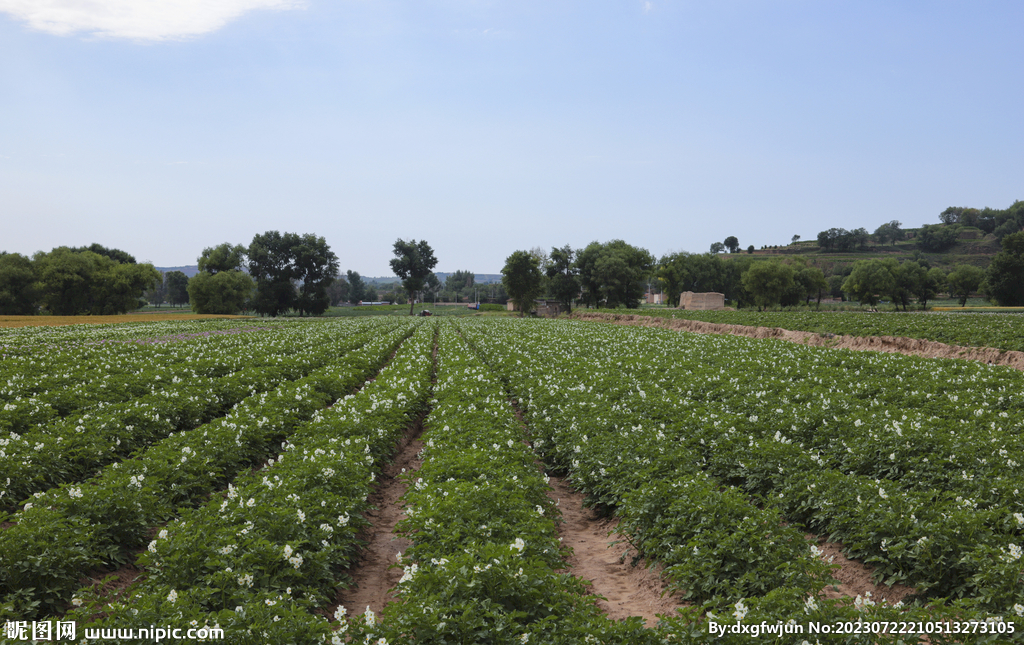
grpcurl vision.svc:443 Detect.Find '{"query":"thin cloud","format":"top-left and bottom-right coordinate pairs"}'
top-left (0, 0), bottom-right (306, 41)
top-left (641, 1), bottom-right (653, 13)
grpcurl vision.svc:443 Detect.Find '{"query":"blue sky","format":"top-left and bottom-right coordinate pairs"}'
top-left (2, 1), bottom-right (1021, 275)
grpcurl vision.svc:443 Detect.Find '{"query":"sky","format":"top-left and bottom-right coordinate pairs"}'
top-left (1, 1), bottom-right (1022, 275)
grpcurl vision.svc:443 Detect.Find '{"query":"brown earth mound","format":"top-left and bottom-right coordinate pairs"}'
top-left (570, 312), bottom-right (1024, 369)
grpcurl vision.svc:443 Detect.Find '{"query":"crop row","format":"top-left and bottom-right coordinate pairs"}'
top-left (0, 320), bottom-right (285, 414)
top-left (0, 321), bottom-right (383, 506)
top-left (0, 323), bottom-right (283, 431)
top-left (0, 318), bottom-right (414, 620)
top-left (459, 318), bottom-right (1022, 642)
top-left (63, 321), bottom-right (438, 643)
top-left (598, 308), bottom-right (1024, 353)
top-left (327, 322), bottom-right (658, 644)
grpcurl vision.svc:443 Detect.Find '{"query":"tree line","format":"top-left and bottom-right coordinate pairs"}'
top-left (187, 235), bottom-right (440, 316)
top-left (500, 240), bottom-right (657, 314)
top-left (499, 230), bottom-right (1024, 314)
top-left (0, 244), bottom-right (161, 315)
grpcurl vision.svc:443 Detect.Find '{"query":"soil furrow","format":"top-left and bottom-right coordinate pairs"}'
top-left (547, 475), bottom-right (683, 626)
top-left (334, 419), bottom-right (425, 618)
top-left (333, 330), bottom-right (437, 618)
top-left (811, 535), bottom-right (916, 606)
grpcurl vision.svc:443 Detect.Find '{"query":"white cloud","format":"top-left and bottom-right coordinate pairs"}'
top-left (641, 1), bottom-right (653, 13)
top-left (0, 0), bottom-right (306, 41)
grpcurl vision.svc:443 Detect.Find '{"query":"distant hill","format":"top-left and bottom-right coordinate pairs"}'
top-left (367, 273), bottom-right (502, 285)
top-left (154, 265), bottom-right (200, 277)
top-left (743, 226), bottom-right (1003, 269)
top-left (433, 273), bottom-right (502, 284)
top-left (153, 268), bottom-right (505, 283)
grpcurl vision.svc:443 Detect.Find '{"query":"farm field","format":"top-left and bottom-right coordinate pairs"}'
top-left (1, 317), bottom-right (1022, 643)
top-left (592, 308), bottom-right (1024, 353)
top-left (0, 314), bottom-right (249, 329)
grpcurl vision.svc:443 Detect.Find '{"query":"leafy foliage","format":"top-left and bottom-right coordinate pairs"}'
top-left (390, 238), bottom-right (439, 315)
top-left (501, 250), bottom-right (543, 316)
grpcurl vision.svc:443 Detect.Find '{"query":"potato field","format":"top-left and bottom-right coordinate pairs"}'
top-left (2, 317), bottom-right (1022, 644)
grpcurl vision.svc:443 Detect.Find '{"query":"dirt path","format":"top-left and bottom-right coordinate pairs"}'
top-left (548, 475), bottom-right (683, 626)
top-left (570, 312), bottom-right (1024, 370)
top-left (334, 421), bottom-right (424, 618)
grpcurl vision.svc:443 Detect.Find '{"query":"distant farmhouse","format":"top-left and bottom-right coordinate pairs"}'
top-left (678, 291), bottom-right (726, 310)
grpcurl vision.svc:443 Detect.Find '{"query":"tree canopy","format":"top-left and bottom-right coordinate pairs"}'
top-left (32, 247), bottom-right (159, 315)
top-left (245, 232), bottom-right (338, 316)
top-left (346, 271), bottom-right (366, 304)
top-left (576, 240), bottom-right (654, 309)
top-left (545, 245), bottom-right (579, 313)
top-left (0, 253), bottom-right (39, 315)
top-left (741, 261), bottom-right (795, 310)
top-left (390, 239), bottom-right (438, 315)
top-left (842, 259), bottom-right (895, 308)
top-left (188, 244), bottom-right (253, 315)
top-left (985, 231), bottom-right (1024, 306)
top-left (947, 265), bottom-right (985, 307)
top-left (165, 271), bottom-right (190, 308)
top-left (502, 250), bottom-right (543, 316)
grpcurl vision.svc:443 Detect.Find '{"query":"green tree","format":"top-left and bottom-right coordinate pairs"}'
top-left (890, 260), bottom-right (925, 311)
top-left (326, 275), bottom-right (350, 306)
top-left (842, 259), bottom-right (895, 308)
top-left (657, 252), bottom-right (691, 310)
top-left (939, 207), bottom-right (965, 225)
top-left (0, 252), bottom-right (39, 315)
top-left (986, 232), bottom-right (1024, 305)
top-left (165, 271), bottom-right (190, 308)
top-left (741, 261), bottom-right (795, 310)
top-left (576, 240), bottom-right (654, 309)
top-left (710, 242), bottom-right (725, 254)
top-left (292, 233), bottom-right (339, 316)
top-left (501, 250), bottom-right (543, 316)
top-left (724, 236), bottom-right (740, 253)
top-left (445, 270), bottom-right (475, 303)
top-left (187, 271), bottom-right (254, 314)
top-left (917, 224), bottom-right (961, 252)
top-left (144, 272), bottom-right (168, 307)
top-left (947, 264), bottom-right (985, 307)
top-left (915, 267), bottom-right (946, 308)
top-left (747, 245), bottom-right (754, 254)
top-left (33, 248), bottom-right (96, 314)
top-left (390, 239), bottom-right (439, 315)
top-left (874, 221), bottom-right (903, 246)
top-left (546, 245), bottom-right (579, 313)
top-left (69, 243), bottom-right (137, 265)
top-left (248, 231), bottom-right (298, 317)
top-left (795, 266), bottom-right (828, 307)
top-left (423, 273), bottom-right (442, 304)
top-left (197, 243), bottom-right (247, 274)
top-left (346, 271), bottom-right (366, 304)
top-left (34, 248), bottom-right (159, 315)
top-left (188, 244), bottom-right (253, 314)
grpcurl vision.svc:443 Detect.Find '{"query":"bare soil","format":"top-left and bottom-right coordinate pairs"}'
top-left (571, 311), bottom-right (1024, 369)
top-left (548, 475), bottom-right (684, 626)
top-left (813, 536), bottom-right (916, 606)
top-left (331, 416), bottom-right (425, 619)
